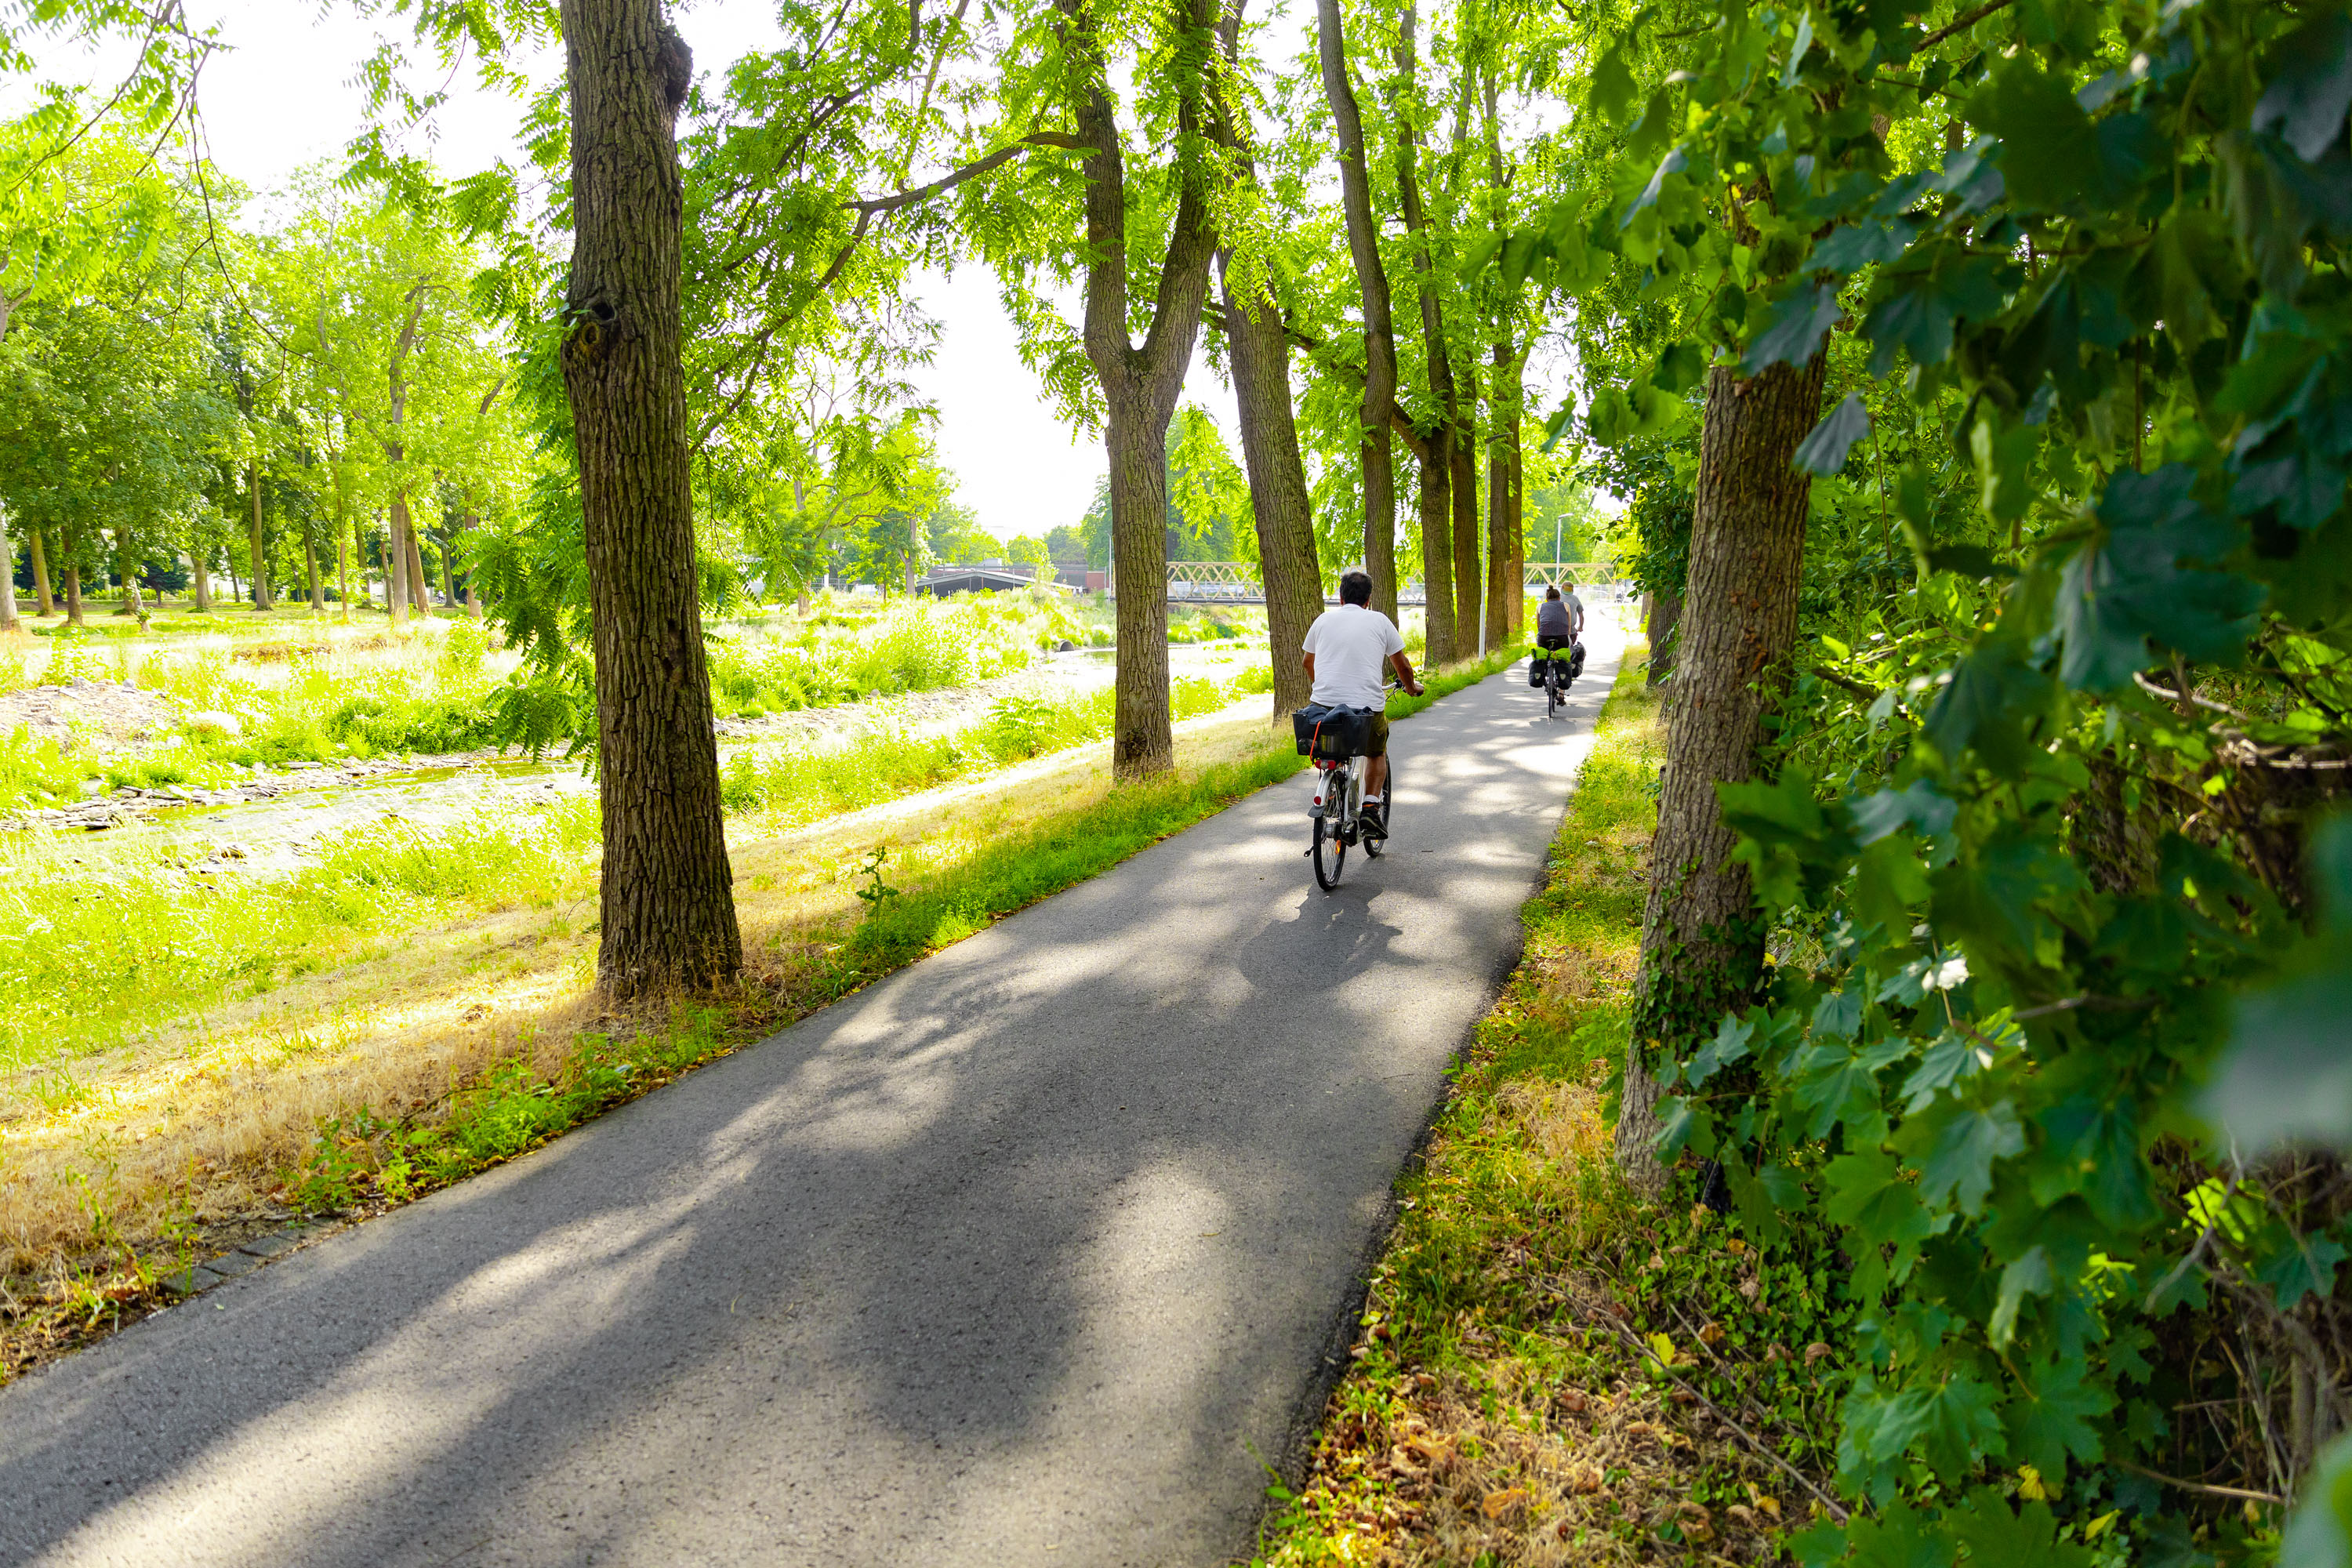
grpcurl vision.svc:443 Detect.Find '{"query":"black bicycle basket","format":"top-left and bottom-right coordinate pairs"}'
top-left (1292, 704), bottom-right (1373, 759)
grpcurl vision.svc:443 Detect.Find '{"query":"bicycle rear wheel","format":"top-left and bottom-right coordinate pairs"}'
top-left (1364, 760), bottom-right (1390, 858)
top-left (1313, 811), bottom-right (1348, 891)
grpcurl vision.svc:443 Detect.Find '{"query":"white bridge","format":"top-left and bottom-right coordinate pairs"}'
top-left (1156, 561), bottom-right (1619, 605)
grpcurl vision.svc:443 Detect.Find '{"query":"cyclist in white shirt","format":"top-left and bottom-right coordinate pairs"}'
top-left (1301, 568), bottom-right (1422, 839)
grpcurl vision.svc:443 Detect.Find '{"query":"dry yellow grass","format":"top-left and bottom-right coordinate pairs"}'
top-left (0, 702), bottom-right (1288, 1290)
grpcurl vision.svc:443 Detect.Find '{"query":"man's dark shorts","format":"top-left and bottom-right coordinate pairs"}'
top-left (1364, 712), bottom-right (1390, 757)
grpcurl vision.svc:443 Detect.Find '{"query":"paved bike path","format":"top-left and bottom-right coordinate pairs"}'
top-left (0, 627), bottom-right (1625, 1568)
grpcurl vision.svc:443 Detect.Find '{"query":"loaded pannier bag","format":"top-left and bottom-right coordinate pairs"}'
top-left (1528, 655), bottom-right (1547, 688)
top-left (1570, 642), bottom-right (1587, 679)
top-left (1292, 704), bottom-right (1373, 760)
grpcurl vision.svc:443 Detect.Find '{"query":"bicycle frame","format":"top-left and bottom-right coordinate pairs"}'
top-left (1310, 754), bottom-right (1362, 840)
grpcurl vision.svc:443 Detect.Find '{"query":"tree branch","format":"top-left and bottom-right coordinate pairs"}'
top-left (847, 132), bottom-right (1090, 216)
top-left (1917, 0), bottom-right (2014, 51)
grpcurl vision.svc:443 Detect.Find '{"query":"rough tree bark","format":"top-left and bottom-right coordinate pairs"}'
top-left (305, 524), bottom-right (324, 612)
top-left (1646, 590), bottom-right (1682, 685)
top-left (1450, 408), bottom-right (1481, 651)
top-left (384, 499), bottom-right (412, 622)
top-left (189, 543), bottom-right (212, 612)
top-left (1399, 420), bottom-right (1456, 662)
top-left (116, 532), bottom-right (143, 619)
top-left (0, 509), bottom-right (18, 633)
top-left (1393, 1), bottom-right (1479, 659)
top-left (61, 541), bottom-right (82, 626)
top-left (1483, 77), bottom-right (1521, 650)
top-left (407, 524), bottom-right (432, 613)
top-left (1616, 354), bottom-right (1828, 1190)
top-left (1211, 3), bottom-right (1320, 720)
top-left (248, 458), bottom-right (271, 610)
top-left (559, 0), bottom-right (741, 995)
top-left (1315, 0), bottom-right (1399, 620)
top-left (1218, 278), bottom-right (1322, 719)
top-left (385, 284), bottom-right (437, 623)
top-left (1487, 337), bottom-right (1519, 650)
top-left (1060, 0), bottom-right (1219, 782)
top-left (28, 525), bottom-right (52, 616)
top-left (332, 483), bottom-right (349, 620)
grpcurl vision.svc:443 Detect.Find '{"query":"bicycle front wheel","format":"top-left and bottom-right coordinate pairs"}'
top-left (1313, 811), bottom-right (1348, 891)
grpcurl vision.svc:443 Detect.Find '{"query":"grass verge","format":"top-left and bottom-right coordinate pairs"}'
top-left (1250, 647), bottom-right (1849, 1568)
top-left (0, 644), bottom-right (1525, 1382)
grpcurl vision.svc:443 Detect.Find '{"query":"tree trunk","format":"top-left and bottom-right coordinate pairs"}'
top-left (1218, 255), bottom-right (1322, 720)
top-left (1488, 338), bottom-right (1520, 650)
top-left (384, 501), bottom-right (412, 623)
top-left (249, 458), bottom-right (271, 610)
top-left (1392, 0), bottom-right (1471, 656)
top-left (1646, 590), bottom-right (1682, 685)
top-left (1617, 354), bottom-right (1828, 1190)
top-left (463, 512), bottom-right (482, 619)
top-left (405, 513), bottom-right (432, 616)
top-left (336, 494), bottom-right (350, 621)
top-left (0, 507), bottom-right (18, 633)
top-left (559, 0), bottom-right (741, 996)
top-left (190, 546), bottom-right (212, 612)
top-left (1414, 434), bottom-right (1456, 663)
top-left (1450, 411), bottom-right (1482, 653)
top-left (1315, 0), bottom-right (1400, 622)
top-left (305, 524), bottom-right (324, 612)
top-left (29, 525), bottom-right (52, 616)
top-left (117, 533), bottom-right (143, 620)
top-left (1107, 394), bottom-right (1175, 774)
top-left (1209, 17), bottom-right (1320, 722)
top-left (63, 550), bottom-right (83, 627)
top-left (1059, 0), bottom-right (1219, 782)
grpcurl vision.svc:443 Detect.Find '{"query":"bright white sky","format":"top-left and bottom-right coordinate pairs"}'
top-left (24, 0), bottom-right (1578, 544)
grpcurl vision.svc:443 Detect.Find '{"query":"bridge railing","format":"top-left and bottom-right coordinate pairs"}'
top-left (1139, 561), bottom-right (1626, 604)
top-left (1166, 562), bottom-right (1264, 601)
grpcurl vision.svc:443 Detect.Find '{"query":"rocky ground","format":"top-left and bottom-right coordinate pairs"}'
top-left (0, 677), bottom-right (172, 753)
top-left (0, 644), bottom-right (1265, 855)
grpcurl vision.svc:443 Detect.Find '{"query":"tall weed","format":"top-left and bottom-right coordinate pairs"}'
top-left (0, 800), bottom-right (601, 1074)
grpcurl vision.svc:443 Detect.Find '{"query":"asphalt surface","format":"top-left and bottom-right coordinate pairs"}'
top-left (0, 622), bottom-right (1624, 1568)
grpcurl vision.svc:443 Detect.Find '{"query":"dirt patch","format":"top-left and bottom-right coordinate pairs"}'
top-left (0, 678), bottom-right (170, 755)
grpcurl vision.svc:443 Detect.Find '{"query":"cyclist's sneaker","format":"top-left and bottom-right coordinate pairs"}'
top-left (1360, 800), bottom-right (1389, 840)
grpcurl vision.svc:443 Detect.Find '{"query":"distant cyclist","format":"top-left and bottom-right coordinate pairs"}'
top-left (1302, 568), bottom-right (1422, 840)
top-left (1536, 581), bottom-right (1583, 647)
top-left (1531, 582), bottom-right (1584, 694)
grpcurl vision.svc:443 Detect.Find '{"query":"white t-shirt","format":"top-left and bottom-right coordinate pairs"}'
top-left (1302, 604), bottom-right (1406, 710)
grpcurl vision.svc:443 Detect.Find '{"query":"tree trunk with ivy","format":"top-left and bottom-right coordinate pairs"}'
top-left (1617, 354), bottom-right (1828, 1189)
top-left (559, 0), bottom-right (742, 996)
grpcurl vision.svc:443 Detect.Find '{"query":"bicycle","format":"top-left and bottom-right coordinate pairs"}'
top-left (1292, 692), bottom-right (1395, 892)
top-left (1533, 637), bottom-right (1584, 719)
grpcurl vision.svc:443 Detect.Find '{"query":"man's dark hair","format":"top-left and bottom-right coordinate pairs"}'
top-left (1339, 569), bottom-right (1373, 607)
top-left (1545, 586), bottom-right (1561, 601)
